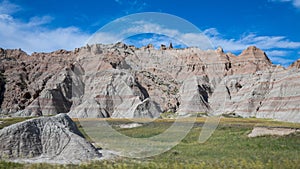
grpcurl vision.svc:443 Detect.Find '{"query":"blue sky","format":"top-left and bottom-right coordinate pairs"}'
top-left (0, 0), bottom-right (300, 66)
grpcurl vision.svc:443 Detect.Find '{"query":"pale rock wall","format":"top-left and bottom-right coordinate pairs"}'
top-left (1, 44), bottom-right (300, 122)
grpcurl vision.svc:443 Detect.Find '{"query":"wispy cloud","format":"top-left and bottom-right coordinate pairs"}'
top-left (204, 28), bottom-right (300, 52)
top-left (204, 28), bottom-right (300, 66)
top-left (265, 50), bottom-right (289, 57)
top-left (27, 16), bottom-right (54, 26)
top-left (265, 50), bottom-right (295, 66)
top-left (0, 0), bottom-right (89, 54)
top-left (123, 33), bottom-right (187, 48)
top-left (88, 20), bottom-right (212, 50)
top-left (1, 1), bottom-right (298, 66)
top-left (88, 17), bottom-right (300, 66)
top-left (268, 56), bottom-right (295, 65)
top-left (115, 0), bottom-right (148, 14)
top-left (0, 0), bottom-right (20, 14)
top-left (270, 0), bottom-right (300, 8)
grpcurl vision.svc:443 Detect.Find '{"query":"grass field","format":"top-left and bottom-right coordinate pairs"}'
top-left (0, 117), bottom-right (33, 130)
top-left (0, 117), bottom-right (299, 169)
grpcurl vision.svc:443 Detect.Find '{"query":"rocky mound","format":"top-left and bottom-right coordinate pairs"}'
top-left (0, 114), bottom-right (101, 164)
top-left (0, 43), bottom-right (300, 122)
top-left (248, 127), bottom-right (299, 137)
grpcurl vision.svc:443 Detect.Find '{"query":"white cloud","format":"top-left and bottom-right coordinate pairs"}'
top-left (268, 56), bottom-right (295, 66)
top-left (294, 0), bottom-right (300, 7)
top-left (0, 1), bottom-right (89, 54)
top-left (203, 28), bottom-right (300, 66)
top-left (0, 17), bottom-right (89, 54)
top-left (203, 28), bottom-right (220, 36)
top-left (114, 0), bottom-right (147, 14)
top-left (123, 34), bottom-right (187, 49)
top-left (88, 20), bottom-right (213, 50)
top-left (204, 29), bottom-right (300, 52)
top-left (123, 21), bottom-right (180, 37)
top-left (0, 0), bottom-right (20, 14)
top-left (0, 14), bottom-right (13, 21)
top-left (271, 0), bottom-right (300, 8)
top-left (88, 18), bottom-right (299, 66)
top-left (265, 50), bottom-right (295, 66)
top-left (87, 32), bottom-right (121, 45)
top-left (265, 50), bottom-right (289, 57)
top-left (0, 1), bottom-right (298, 66)
top-left (27, 16), bottom-right (54, 26)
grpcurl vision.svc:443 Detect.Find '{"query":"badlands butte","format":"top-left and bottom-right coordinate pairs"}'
top-left (0, 43), bottom-right (300, 122)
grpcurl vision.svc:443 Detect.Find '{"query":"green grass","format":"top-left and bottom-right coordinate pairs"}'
top-left (0, 161), bottom-right (23, 169)
top-left (1, 117), bottom-right (300, 168)
top-left (0, 117), bottom-right (33, 130)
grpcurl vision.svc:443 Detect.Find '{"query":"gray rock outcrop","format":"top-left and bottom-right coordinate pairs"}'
top-left (0, 114), bottom-right (101, 164)
top-left (1, 44), bottom-right (300, 122)
top-left (248, 127), bottom-right (299, 137)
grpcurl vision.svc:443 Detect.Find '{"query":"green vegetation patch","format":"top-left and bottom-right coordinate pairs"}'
top-left (0, 117), bottom-right (33, 130)
top-left (0, 117), bottom-right (299, 168)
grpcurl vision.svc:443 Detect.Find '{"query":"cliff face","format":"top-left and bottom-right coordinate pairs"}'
top-left (0, 48), bottom-right (74, 115)
top-left (0, 43), bottom-right (299, 122)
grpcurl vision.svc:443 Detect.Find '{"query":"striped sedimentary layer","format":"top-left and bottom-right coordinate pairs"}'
top-left (0, 44), bottom-right (299, 122)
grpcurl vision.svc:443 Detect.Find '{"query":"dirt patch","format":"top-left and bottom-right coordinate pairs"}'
top-left (248, 127), bottom-right (299, 137)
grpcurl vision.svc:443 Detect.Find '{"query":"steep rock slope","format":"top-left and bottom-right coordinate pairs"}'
top-left (0, 114), bottom-right (101, 164)
top-left (0, 44), bottom-right (299, 122)
top-left (0, 49), bottom-right (74, 115)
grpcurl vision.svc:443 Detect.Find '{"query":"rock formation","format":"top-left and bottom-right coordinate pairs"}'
top-left (0, 48), bottom-right (73, 115)
top-left (0, 114), bottom-right (101, 164)
top-left (290, 59), bottom-right (300, 69)
top-left (248, 127), bottom-right (299, 137)
top-left (0, 43), bottom-right (300, 122)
